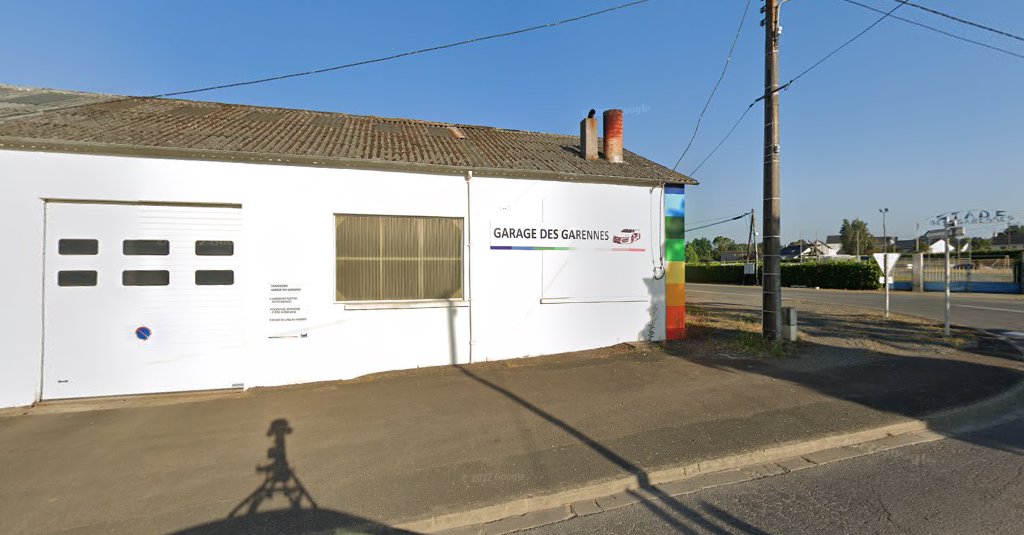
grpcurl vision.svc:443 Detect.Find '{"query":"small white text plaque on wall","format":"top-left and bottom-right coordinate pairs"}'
top-left (268, 282), bottom-right (308, 338)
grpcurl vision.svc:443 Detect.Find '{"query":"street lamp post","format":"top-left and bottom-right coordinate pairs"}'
top-left (879, 208), bottom-right (889, 254)
top-left (879, 208), bottom-right (890, 319)
top-left (943, 218), bottom-right (956, 336)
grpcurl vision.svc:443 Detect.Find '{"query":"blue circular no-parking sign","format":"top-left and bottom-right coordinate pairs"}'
top-left (135, 326), bottom-right (152, 341)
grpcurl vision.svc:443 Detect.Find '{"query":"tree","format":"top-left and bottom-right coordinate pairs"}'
top-left (839, 218), bottom-right (875, 256)
top-left (711, 236), bottom-right (738, 260)
top-left (684, 242), bottom-right (698, 263)
top-left (993, 224), bottom-right (1023, 246)
top-left (969, 237), bottom-right (993, 251)
top-left (689, 237), bottom-right (713, 262)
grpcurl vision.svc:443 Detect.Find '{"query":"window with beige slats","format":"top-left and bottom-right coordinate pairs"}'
top-left (335, 214), bottom-right (464, 301)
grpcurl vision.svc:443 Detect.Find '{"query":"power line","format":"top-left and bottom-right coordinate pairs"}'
top-left (687, 211), bottom-right (752, 232)
top-left (841, 0), bottom-right (1024, 61)
top-left (671, 0), bottom-right (752, 172)
top-left (1, 0), bottom-right (652, 122)
top-left (893, 0), bottom-right (1024, 43)
top-left (688, 1), bottom-right (903, 177)
top-left (768, 1), bottom-right (904, 98)
top-left (689, 102), bottom-right (755, 176)
top-left (688, 211), bottom-right (756, 225)
top-left (153, 0), bottom-right (652, 98)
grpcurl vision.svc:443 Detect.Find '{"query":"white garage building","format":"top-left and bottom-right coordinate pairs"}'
top-left (0, 85), bottom-right (694, 408)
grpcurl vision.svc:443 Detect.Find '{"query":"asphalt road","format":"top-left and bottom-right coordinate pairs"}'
top-left (686, 283), bottom-right (1024, 332)
top-left (524, 415), bottom-right (1024, 534)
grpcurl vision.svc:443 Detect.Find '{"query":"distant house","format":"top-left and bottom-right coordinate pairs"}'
top-left (893, 239), bottom-right (918, 253)
top-left (780, 245), bottom-right (802, 260)
top-left (873, 236), bottom-right (898, 251)
top-left (988, 234), bottom-right (1024, 252)
top-left (825, 235), bottom-right (844, 254)
top-left (781, 240), bottom-right (836, 260)
top-left (926, 239), bottom-right (970, 254)
top-left (719, 250), bottom-right (754, 262)
top-left (824, 234), bottom-right (896, 255)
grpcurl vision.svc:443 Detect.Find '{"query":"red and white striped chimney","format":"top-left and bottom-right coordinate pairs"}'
top-left (603, 109), bottom-right (623, 163)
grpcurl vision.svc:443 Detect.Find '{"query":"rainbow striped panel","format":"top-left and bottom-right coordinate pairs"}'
top-left (665, 185), bottom-right (685, 340)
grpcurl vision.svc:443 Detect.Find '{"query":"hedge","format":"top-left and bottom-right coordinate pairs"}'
top-left (685, 261), bottom-right (882, 290)
top-left (781, 261), bottom-right (881, 290)
top-left (685, 263), bottom-right (746, 284)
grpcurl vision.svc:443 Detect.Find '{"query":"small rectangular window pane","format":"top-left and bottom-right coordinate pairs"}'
top-left (195, 270), bottom-right (234, 285)
top-left (123, 240), bottom-right (169, 255)
top-left (122, 270), bottom-right (169, 286)
top-left (58, 239), bottom-right (98, 255)
top-left (195, 240), bottom-right (234, 256)
top-left (58, 270), bottom-right (97, 286)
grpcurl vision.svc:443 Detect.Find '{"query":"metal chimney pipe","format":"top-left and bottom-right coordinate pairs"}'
top-left (603, 109), bottom-right (623, 163)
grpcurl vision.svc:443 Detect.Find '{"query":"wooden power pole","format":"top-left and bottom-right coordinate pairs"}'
top-left (762, 0), bottom-right (782, 341)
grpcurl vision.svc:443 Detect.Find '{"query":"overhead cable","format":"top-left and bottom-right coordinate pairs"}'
top-left (841, 0), bottom-right (1024, 61)
top-left (152, 0), bottom-right (652, 98)
top-left (688, 211), bottom-right (756, 225)
top-left (761, 2), bottom-right (904, 102)
top-left (689, 2), bottom-right (903, 177)
top-left (1, 0), bottom-right (652, 121)
top-left (893, 0), bottom-right (1024, 43)
top-left (670, 0), bottom-right (752, 172)
top-left (689, 103), bottom-right (755, 176)
top-left (687, 211), bottom-right (752, 232)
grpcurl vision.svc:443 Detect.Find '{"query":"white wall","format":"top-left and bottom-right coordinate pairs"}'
top-left (0, 150), bottom-right (666, 408)
top-left (0, 150), bottom-right (470, 408)
top-left (469, 177), bottom-right (665, 361)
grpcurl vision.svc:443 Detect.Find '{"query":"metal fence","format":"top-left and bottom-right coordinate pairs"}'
top-left (891, 253), bottom-right (1022, 293)
top-left (893, 256), bottom-right (914, 285)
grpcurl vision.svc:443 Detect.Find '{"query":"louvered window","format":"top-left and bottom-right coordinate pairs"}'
top-left (335, 215), bottom-right (463, 301)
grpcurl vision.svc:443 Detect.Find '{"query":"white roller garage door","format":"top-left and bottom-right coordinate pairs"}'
top-left (43, 202), bottom-right (244, 399)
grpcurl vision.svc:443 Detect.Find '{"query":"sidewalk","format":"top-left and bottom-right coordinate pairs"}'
top-left (1, 303), bottom-right (1022, 534)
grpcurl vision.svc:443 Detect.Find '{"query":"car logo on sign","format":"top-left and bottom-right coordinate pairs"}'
top-left (613, 228), bottom-right (641, 244)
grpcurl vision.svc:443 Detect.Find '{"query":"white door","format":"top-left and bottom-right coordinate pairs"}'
top-left (43, 202), bottom-right (244, 399)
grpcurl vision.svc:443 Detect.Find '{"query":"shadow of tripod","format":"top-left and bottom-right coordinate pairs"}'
top-left (228, 418), bottom-right (318, 517)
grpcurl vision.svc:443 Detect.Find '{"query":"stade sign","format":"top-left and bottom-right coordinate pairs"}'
top-left (929, 210), bottom-right (1015, 226)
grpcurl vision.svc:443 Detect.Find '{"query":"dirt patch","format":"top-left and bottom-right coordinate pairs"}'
top-left (674, 301), bottom-right (1017, 375)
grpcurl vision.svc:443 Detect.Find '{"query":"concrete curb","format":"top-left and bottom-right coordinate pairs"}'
top-left (399, 332), bottom-right (1024, 534)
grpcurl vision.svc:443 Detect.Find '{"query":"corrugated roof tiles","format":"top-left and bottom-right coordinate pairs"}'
top-left (0, 84), bottom-right (695, 185)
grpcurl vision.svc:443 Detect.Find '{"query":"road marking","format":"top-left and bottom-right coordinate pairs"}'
top-left (954, 304), bottom-right (1024, 315)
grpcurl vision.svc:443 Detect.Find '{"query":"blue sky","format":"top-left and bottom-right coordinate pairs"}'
top-left (3, 0), bottom-right (1022, 243)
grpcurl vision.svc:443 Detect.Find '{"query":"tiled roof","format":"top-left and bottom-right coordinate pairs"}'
top-left (0, 85), bottom-right (695, 185)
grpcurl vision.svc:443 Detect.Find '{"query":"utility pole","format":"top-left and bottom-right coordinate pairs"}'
top-left (762, 0), bottom-right (782, 341)
top-left (744, 208), bottom-right (756, 285)
top-left (746, 208), bottom-right (756, 261)
top-left (754, 208), bottom-right (762, 286)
